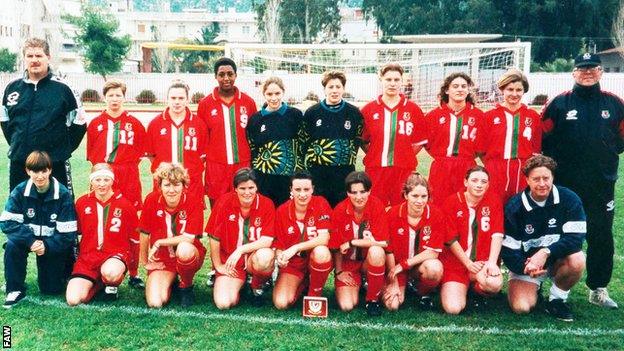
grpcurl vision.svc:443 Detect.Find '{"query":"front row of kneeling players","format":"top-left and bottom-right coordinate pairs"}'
top-left (1, 151), bottom-right (586, 321)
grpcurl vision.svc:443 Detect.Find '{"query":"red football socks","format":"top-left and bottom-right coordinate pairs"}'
top-left (417, 277), bottom-right (439, 296)
top-left (366, 264), bottom-right (385, 302)
top-left (249, 265), bottom-right (273, 290)
top-left (308, 260), bottom-right (332, 297)
top-left (176, 255), bottom-right (199, 289)
top-left (128, 241), bottom-right (140, 277)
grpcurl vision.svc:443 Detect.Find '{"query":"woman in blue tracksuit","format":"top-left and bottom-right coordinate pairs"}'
top-left (0, 150), bottom-right (78, 308)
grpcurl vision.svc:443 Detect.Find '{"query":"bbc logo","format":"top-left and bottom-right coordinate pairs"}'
top-left (2, 326), bottom-right (10, 349)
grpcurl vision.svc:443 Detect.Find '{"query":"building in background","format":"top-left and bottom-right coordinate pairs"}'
top-left (111, 1), bottom-right (260, 72)
top-left (1, 0), bottom-right (382, 74)
top-left (597, 48), bottom-right (624, 73)
top-left (0, 0), bottom-right (83, 73)
top-left (338, 7), bottom-right (380, 43)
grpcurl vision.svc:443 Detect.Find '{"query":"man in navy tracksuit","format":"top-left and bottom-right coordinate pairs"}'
top-left (0, 151), bottom-right (78, 308)
top-left (541, 53), bottom-right (624, 309)
top-left (0, 38), bottom-right (86, 194)
top-left (502, 155), bottom-right (586, 321)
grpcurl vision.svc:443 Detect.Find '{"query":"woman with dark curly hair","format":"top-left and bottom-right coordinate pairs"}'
top-left (422, 72), bottom-right (483, 203)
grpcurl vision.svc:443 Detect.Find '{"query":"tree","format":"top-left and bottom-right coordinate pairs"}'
top-left (362, 0), bottom-right (621, 64)
top-left (0, 48), bottom-right (17, 73)
top-left (614, 0), bottom-right (624, 58)
top-left (172, 23), bottom-right (221, 73)
top-left (64, 5), bottom-right (131, 79)
top-left (259, 0), bottom-right (282, 43)
top-left (150, 24), bottom-right (174, 73)
top-left (362, 0), bottom-right (501, 37)
top-left (533, 58), bottom-right (575, 72)
top-left (256, 0), bottom-right (341, 43)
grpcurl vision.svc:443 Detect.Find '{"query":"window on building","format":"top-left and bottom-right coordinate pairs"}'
top-left (20, 24), bottom-right (30, 37)
top-left (242, 25), bottom-right (250, 35)
top-left (62, 43), bottom-right (75, 52)
top-left (138, 24), bottom-right (145, 33)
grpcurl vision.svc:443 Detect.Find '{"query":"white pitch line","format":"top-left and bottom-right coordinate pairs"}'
top-left (23, 296), bottom-right (624, 337)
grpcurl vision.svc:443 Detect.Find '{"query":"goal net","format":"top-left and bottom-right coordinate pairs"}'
top-left (225, 42), bottom-right (531, 110)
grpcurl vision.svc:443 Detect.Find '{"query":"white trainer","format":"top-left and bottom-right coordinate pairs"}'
top-left (589, 288), bottom-right (619, 309)
top-left (3, 291), bottom-right (26, 308)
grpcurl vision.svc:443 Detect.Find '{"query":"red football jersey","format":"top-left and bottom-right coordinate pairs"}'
top-left (441, 192), bottom-right (504, 262)
top-left (361, 95), bottom-right (426, 169)
top-left (145, 107), bottom-right (207, 175)
top-left (87, 111), bottom-right (147, 165)
top-left (386, 202), bottom-right (446, 263)
top-left (424, 102), bottom-right (483, 158)
top-left (273, 196), bottom-right (332, 251)
top-left (75, 192), bottom-right (137, 257)
top-left (139, 190), bottom-right (204, 260)
top-left (205, 191), bottom-right (275, 262)
top-left (477, 104), bottom-right (541, 160)
top-left (197, 87), bottom-right (258, 165)
top-left (330, 195), bottom-right (389, 260)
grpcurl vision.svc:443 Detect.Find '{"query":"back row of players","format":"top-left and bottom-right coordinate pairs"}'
top-left (1, 58), bottom-right (586, 320)
top-left (90, 58), bottom-right (538, 212)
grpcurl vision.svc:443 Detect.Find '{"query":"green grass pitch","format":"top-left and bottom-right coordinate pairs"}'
top-left (1, 138), bottom-right (624, 350)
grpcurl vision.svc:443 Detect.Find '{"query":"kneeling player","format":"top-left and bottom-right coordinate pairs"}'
top-left (332, 171), bottom-right (388, 316)
top-left (67, 164), bottom-right (138, 305)
top-left (140, 163), bottom-right (206, 308)
top-left (86, 79), bottom-right (147, 289)
top-left (384, 172), bottom-right (444, 311)
top-left (503, 155), bottom-right (586, 322)
top-left (272, 171), bottom-right (333, 309)
top-left (206, 168), bottom-right (276, 309)
top-left (440, 166), bottom-right (504, 314)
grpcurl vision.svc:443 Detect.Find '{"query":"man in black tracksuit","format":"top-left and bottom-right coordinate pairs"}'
top-left (541, 53), bottom-right (624, 309)
top-left (0, 38), bottom-right (86, 194)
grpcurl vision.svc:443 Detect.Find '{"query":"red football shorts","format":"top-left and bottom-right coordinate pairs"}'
top-left (484, 158), bottom-right (527, 204)
top-left (428, 157), bottom-right (475, 204)
top-left (441, 257), bottom-right (486, 286)
top-left (214, 251), bottom-right (253, 281)
top-left (204, 160), bottom-right (250, 201)
top-left (334, 257), bottom-right (364, 288)
top-left (111, 162), bottom-right (143, 210)
top-left (365, 166), bottom-right (413, 207)
top-left (147, 239), bottom-right (206, 274)
top-left (71, 251), bottom-right (127, 282)
top-left (279, 255), bottom-right (309, 280)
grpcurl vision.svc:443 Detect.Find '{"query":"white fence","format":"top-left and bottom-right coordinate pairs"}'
top-left (1, 72), bottom-right (623, 110)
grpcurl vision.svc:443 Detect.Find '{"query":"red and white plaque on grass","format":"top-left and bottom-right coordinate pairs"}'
top-left (303, 296), bottom-right (328, 318)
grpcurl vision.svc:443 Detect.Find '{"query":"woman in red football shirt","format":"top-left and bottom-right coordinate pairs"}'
top-left (332, 171), bottom-right (388, 316)
top-left (423, 73), bottom-right (483, 203)
top-left (272, 171), bottom-right (333, 309)
top-left (383, 172), bottom-right (445, 311)
top-left (440, 166), bottom-right (504, 314)
top-left (360, 63), bottom-right (427, 207)
top-left (67, 163), bottom-right (138, 305)
top-left (477, 70), bottom-right (541, 203)
top-left (140, 163), bottom-right (206, 308)
top-left (205, 168), bottom-right (276, 309)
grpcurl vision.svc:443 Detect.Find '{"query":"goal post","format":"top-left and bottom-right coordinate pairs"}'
top-left (224, 42), bottom-right (531, 110)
